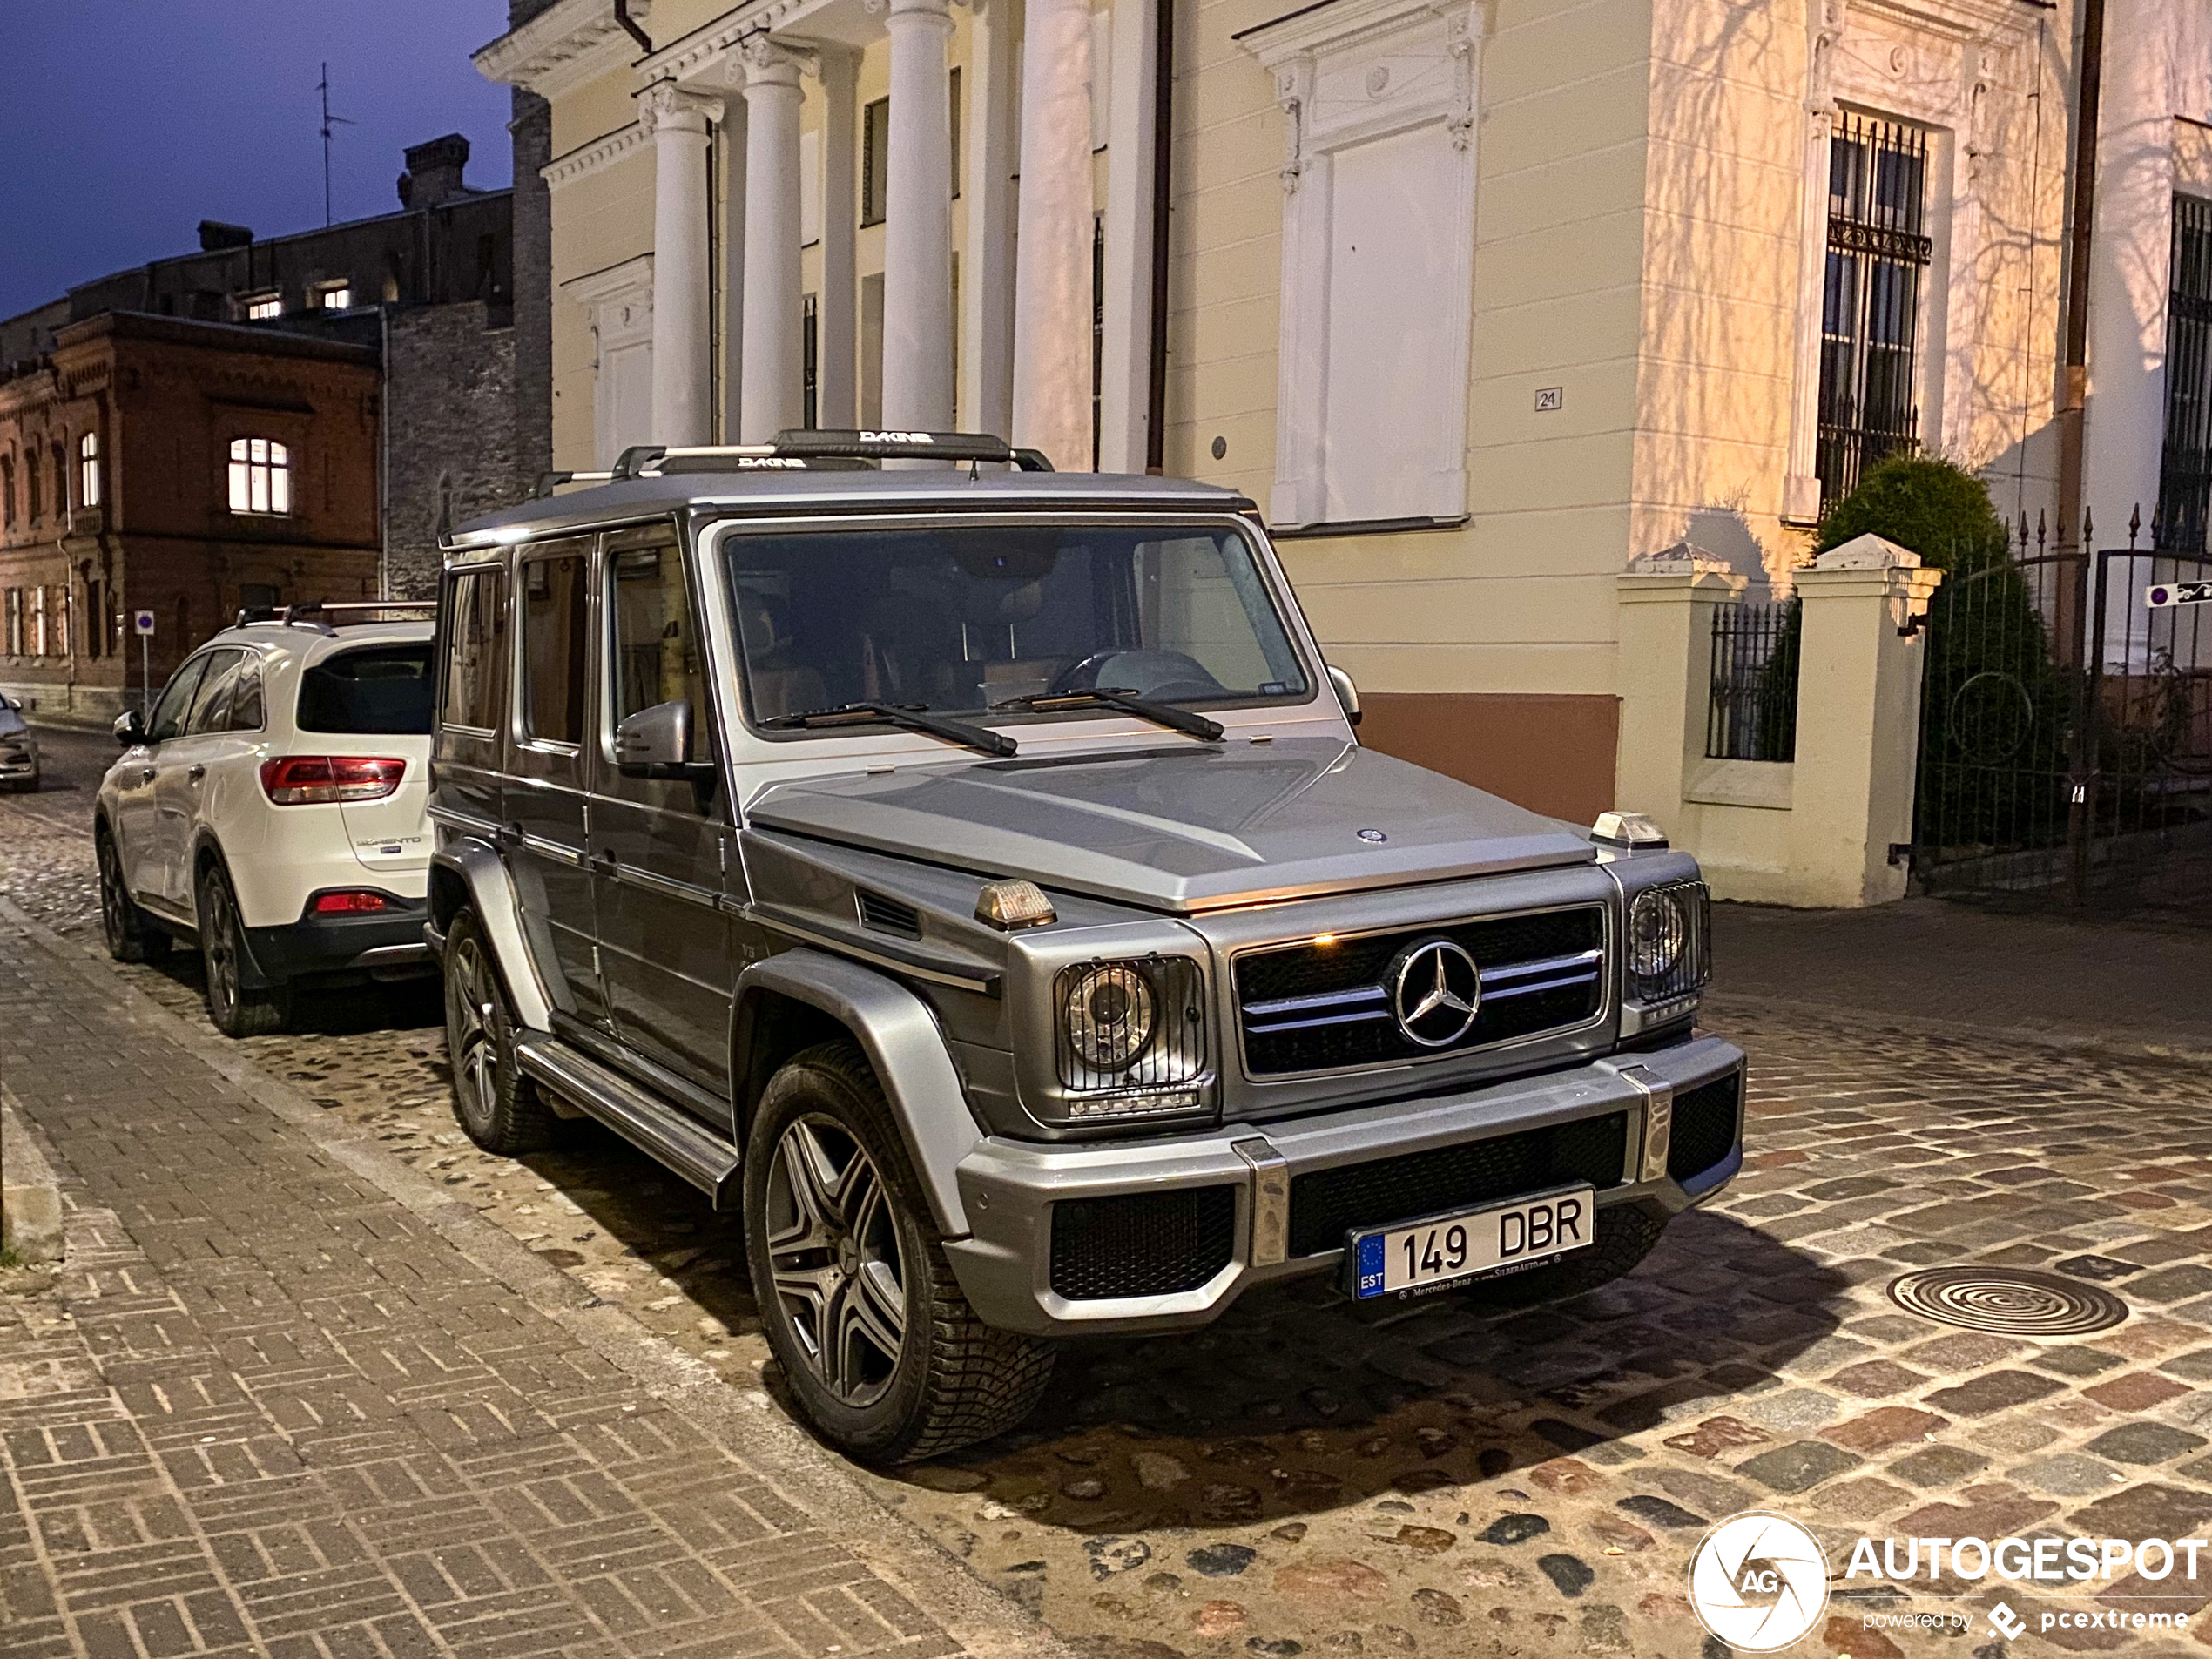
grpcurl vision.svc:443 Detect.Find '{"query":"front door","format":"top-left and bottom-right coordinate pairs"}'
top-left (115, 654), bottom-right (210, 908)
top-left (590, 523), bottom-right (737, 1108)
top-left (150, 650), bottom-right (246, 909)
top-left (508, 538), bottom-right (606, 1027)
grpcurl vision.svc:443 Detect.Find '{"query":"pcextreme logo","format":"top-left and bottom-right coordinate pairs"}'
top-left (1688, 1511), bottom-right (1831, 1652)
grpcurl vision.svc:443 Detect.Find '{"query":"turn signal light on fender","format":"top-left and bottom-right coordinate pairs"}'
top-left (259, 756), bottom-right (407, 804)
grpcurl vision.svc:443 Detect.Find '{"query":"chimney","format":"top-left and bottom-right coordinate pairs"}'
top-left (397, 133), bottom-right (471, 210)
top-left (198, 220), bottom-right (253, 252)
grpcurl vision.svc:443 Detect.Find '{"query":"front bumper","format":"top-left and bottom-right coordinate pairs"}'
top-left (240, 894), bottom-right (435, 985)
top-left (943, 1033), bottom-right (1744, 1337)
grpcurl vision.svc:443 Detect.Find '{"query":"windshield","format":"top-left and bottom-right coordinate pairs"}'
top-left (721, 523), bottom-right (1311, 726)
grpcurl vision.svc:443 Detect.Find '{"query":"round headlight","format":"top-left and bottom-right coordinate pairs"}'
top-left (1064, 963), bottom-right (1157, 1071)
top-left (1629, 887), bottom-right (1689, 981)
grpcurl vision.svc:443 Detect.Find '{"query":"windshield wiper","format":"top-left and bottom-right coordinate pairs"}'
top-left (992, 687), bottom-right (1224, 742)
top-left (759, 700), bottom-right (1017, 758)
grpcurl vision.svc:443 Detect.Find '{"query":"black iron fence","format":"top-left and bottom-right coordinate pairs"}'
top-left (1912, 517), bottom-right (2212, 914)
top-left (1708, 599), bottom-right (1801, 762)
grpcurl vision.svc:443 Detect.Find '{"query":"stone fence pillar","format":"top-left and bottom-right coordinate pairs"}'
top-left (1614, 534), bottom-right (1942, 907)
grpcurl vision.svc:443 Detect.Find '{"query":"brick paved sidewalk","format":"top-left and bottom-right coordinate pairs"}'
top-left (0, 907), bottom-right (1059, 1659)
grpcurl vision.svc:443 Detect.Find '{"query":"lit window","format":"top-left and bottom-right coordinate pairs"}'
top-left (227, 438), bottom-right (292, 516)
top-left (243, 293), bottom-right (281, 321)
top-left (317, 284), bottom-right (353, 312)
top-left (78, 433), bottom-right (99, 508)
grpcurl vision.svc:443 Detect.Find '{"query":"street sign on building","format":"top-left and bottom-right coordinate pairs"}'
top-left (2146, 581), bottom-right (2211, 609)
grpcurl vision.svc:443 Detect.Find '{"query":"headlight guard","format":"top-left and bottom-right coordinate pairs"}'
top-left (1053, 955), bottom-right (1208, 1107)
top-left (1626, 880), bottom-right (1710, 1003)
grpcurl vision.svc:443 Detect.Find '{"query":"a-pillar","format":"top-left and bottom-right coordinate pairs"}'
top-left (882, 0), bottom-right (956, 433)
top-left (641, 82), bottom-right (721, 447)
top-left (740, 39), bottom-right (806, 442)
top-left (1011, 0), bottom-right (1095, 469)
top-left (816, 47), bottom-right (860, 430)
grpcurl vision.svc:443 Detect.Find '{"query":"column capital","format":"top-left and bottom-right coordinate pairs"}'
top-left (637, 80), bottom-right (722, 135)
top-left (881, 0), bottom-right (955, 30)
top-left (740, 35), bottom-right (806, 86)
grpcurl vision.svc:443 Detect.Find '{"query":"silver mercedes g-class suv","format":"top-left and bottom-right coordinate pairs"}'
top-left (427, 429), bottom-right (1743, 1465)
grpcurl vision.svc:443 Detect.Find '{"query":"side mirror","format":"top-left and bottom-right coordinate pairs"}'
top-left (1326, 664), bottom-right (1363, 728)
top-left (112, 708), bottom-right (145, 747)
top-left (614, 699), bottom-right (711, 779)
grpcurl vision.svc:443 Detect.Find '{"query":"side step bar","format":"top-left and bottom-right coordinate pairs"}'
top-left (516, 1034), bottom-right (742, 1208)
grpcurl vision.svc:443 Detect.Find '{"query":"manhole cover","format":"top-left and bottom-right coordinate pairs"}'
top-left (1888, 1266), bottom-right (2128, 1336)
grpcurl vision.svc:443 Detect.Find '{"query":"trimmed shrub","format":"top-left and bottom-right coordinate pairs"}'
top-left (1816, 453), bottom-right (2013, 575)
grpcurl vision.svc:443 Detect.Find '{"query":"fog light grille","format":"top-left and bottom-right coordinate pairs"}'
top-left (1049, 1186), bottom-right (1238, 1301)
top-left (1666, 1071), bottom-right (1742, 1184)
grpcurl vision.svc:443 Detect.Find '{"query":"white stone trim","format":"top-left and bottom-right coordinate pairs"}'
top-left (474, 0), bottom-right (654, 98)
top-left (543, 123), bottom-right (651, 192)
top-left (1241, 0), bottom-right (1482, 529)
top-left (563, 255), bottom-right (656, 467)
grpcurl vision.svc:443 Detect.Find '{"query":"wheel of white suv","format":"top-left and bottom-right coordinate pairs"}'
top-left (442, 907), bottom-right (560, 1155)
top-left (196, 861), bottom-right (290, 1037)
top-left (745, 1042), bottom-right (1055, 1465)
top-left (96, 824), bottom-right (171, 964)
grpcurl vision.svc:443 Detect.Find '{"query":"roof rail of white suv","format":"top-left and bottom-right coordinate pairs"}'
top-left (233, 600), bottom-right (438, 634)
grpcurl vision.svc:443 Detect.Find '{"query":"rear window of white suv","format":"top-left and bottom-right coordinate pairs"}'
top-left (297, 644), bottom-right (435, 735)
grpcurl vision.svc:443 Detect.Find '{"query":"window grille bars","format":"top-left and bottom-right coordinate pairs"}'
top-left (1817, 114), bottom-right (1932, 509)
top-left (2155, 194), bottom-right (2212, 554)
top-left (1707, 599), bottom-right (1802, 762)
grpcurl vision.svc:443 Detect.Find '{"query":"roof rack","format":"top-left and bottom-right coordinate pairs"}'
top-left (235, 599), bottom-right (437, 633)
top-left (533, 468), bottom-right (617, 499)
top-left (607, 428), bottom-right (1055, 482)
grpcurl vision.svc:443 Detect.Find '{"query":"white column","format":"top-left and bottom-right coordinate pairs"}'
top-left (641, 82), bottom-right (720, 447)
top-left (718, 91), bottom-right (748, 441)
top-left (1012, 0), bottom-right (1096, 469)
top-left (1779, 102), bottom-right (1830, 526)
top-left (882, 0), bottom-right (957, 432)
top-left (818, 47), bottom-right (860, 429)
top-left (1096, 0), bottom-right (1157, 473)
top-left (740, 40), bottom-right (806, 442)
top-left (960, 0), bottom-right (1018, 440)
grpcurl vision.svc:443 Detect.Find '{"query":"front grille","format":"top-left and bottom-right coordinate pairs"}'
top-left (1668, 1072), bottom-right (1742, 1184)
top-left (1236, 907), bottom-right (1605, 1076)
top-left (1049, 1185), bottom-right (1238, 1300)
top-left (1286, 1113), bottom-right (1629, 1258)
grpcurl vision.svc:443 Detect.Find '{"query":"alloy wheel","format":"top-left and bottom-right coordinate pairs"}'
top-left (200, 875), bottom-right (240, 1021)
top-left (98, 837), bottom-right (129, 952)
top-left (764, 1116), bottom-right (909, 1409)
top-left (446, 934), bottom-right (502, 1137)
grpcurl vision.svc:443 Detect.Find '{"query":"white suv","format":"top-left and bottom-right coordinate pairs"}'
top-left (94, 604), bottom-right (437, 1035)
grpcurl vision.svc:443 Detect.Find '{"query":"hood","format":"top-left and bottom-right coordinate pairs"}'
top-left (744, 738), bottom-right (1595, 913)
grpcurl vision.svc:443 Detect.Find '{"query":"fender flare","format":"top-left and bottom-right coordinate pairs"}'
top-left (735, 948), bottom-right (981, 1238)
top-left (428, 840), bottom-right (554, 1032)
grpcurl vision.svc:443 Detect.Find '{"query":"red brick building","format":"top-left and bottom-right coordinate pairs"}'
top-left (0, 313), bottom-right (381, 720)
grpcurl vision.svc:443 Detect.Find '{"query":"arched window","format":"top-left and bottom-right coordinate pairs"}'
top-left (78, 432), bottom-right (100, 508)
top-left (25, 447), bottom-right (41, 522)
top-left (1, 455), bottom-right (14, 529)
top-left (227, 437), bottom-right (292, 515)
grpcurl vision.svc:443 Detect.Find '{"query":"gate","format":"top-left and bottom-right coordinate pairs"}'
top-left (1912, 536), bottom-right (2212, 914)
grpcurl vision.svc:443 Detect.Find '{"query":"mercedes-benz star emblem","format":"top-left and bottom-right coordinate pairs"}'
top-left (1388, 939), bottom-right (1481, 1048)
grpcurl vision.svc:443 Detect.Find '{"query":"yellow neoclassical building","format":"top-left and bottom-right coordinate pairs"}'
top-left (477, 0), bottom-right (2210, 821)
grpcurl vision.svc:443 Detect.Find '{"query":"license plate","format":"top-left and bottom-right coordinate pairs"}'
top-left (1349, 1184), bottom-right (1595, 1299)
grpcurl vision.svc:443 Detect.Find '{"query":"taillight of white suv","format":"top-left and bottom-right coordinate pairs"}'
top-left (259, 756), bottom-right (408, 805)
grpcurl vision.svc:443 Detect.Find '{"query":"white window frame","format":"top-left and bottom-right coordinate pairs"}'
top-left (227, 437), bottom-right (293, 516)
top-left (1241, 0), bottom-right (1481, 530)
top-left (314, 281), bottom-right (354, 312)
top-left (78, 431), bottom-right (99, 508)
top-left (240, 292), bottom-right (282, 321)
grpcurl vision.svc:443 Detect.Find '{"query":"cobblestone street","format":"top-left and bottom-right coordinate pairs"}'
top-left (8, 738), bottom-right (2212, 1657)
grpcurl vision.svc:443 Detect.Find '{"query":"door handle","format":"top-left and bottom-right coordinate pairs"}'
top-left (495, 821), bottom-right (523, 852)
top-left (589, 849), bottom-right (618, 875)
top-left (187, 764), bottom-right (206, 782)
top-left (139, 767), bottom-right (156, 785)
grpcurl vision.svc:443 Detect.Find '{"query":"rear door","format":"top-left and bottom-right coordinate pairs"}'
top-left (433, 563), bottom-right (509, 836)
top-left (590, 523), bottom-right (737, 1104)
top-left (152, 648), bottom-right (246, 907)
top-left (508, 538), bottom-right (607, 1027)
top-left (293, 639), bottom-right (437, 879)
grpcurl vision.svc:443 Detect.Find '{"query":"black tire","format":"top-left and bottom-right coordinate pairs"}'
top-left (1460, 1203), bottom-right (1668, 1310)
top-left (196, 861), bottom-right (290, 1037)
top-left (745, 1042), bottom-right (1055, 1465)
top-left (442, 907), bottom-right (559, 1155)
top-left (96, 824), bottom-right (170, 963)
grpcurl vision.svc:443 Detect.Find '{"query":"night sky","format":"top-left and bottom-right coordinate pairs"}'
top-left (0, 2), bottom-right (516, 321)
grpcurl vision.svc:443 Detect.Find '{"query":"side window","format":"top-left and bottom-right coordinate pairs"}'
top-left (185, 649), bottom-right (248, 735)
top-left (521, 547), bottom-right (589, 745)
top-left (441, 566), bottom-right (508, 732)
top-left (608, 530), bottom-right (705, 758)
top-left (148, 656), bottom-right (211, 743)
top-left (229, 658), bottom-right (266, 731)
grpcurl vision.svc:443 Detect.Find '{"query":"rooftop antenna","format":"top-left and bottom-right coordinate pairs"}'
top-left (317, 63), bottom-right (355, 226)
